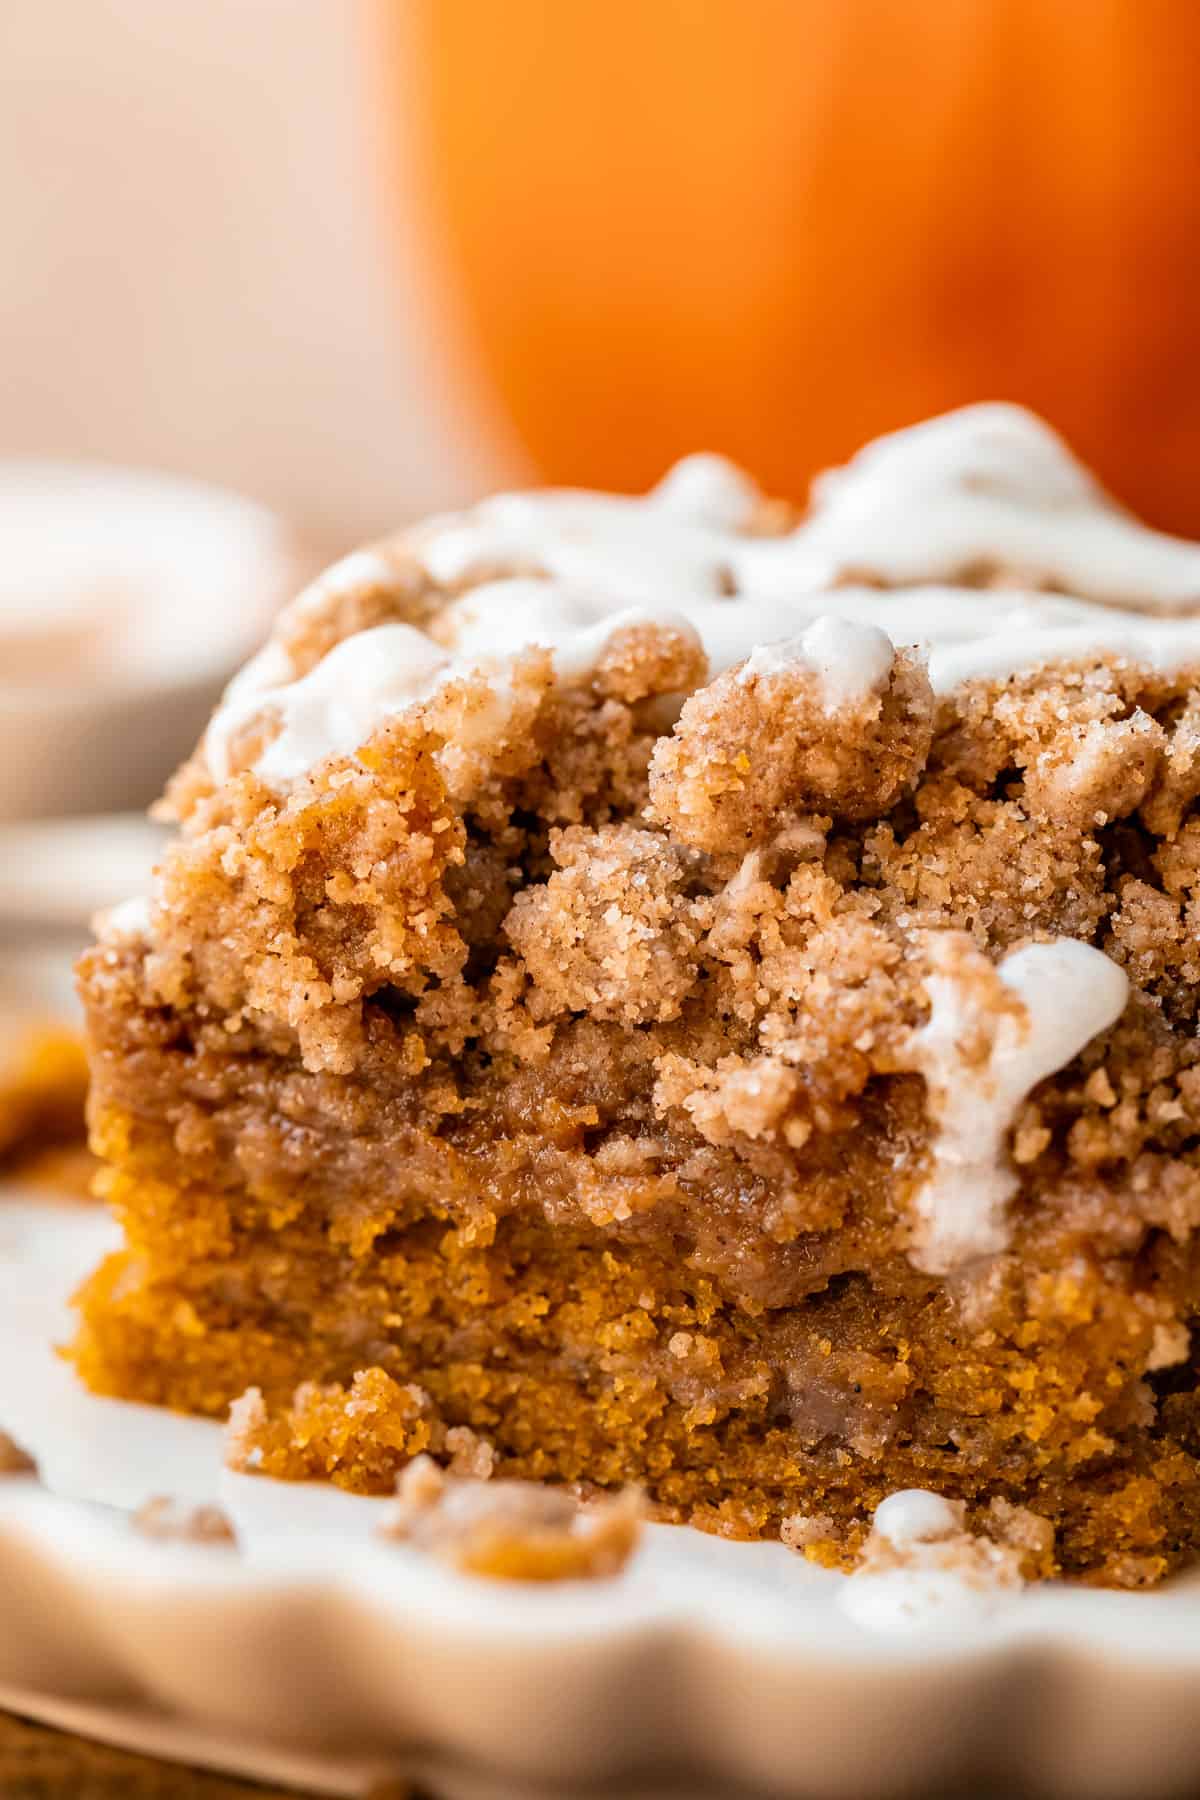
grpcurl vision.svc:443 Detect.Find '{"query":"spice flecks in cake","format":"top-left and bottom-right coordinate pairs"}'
top-left (780, 1511), bottom-right (839, 1558)
top-left (648, 631), bottom-right (931, 848)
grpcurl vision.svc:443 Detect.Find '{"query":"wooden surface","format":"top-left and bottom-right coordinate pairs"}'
top-left (1, 1706), bottom-right (1182, 1798)
top-left (0, 1711), bottom-right (411, 1799)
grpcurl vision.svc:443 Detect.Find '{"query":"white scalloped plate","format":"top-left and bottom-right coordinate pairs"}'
top-left (2, 1187), bottom-right (1200, 1799)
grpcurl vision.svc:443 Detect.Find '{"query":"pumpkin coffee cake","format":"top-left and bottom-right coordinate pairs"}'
top-left (73, 406), bottom-right (1200, 1586)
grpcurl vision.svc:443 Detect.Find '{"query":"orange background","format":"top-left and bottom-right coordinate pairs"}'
top-left (409, 0), bottom-right (1200, 527)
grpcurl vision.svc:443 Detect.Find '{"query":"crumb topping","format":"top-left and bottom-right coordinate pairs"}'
top-left (647, 635), bottom-right (932, 847)
top-left (105, 579), bottom-right (1200, 1283)
top-left (505, 825), bottom-right (709, 1025)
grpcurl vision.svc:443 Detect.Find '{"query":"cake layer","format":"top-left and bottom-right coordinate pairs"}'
top-left (74, 932), bottom-right (1200, 1585)
top-left (72, 1105), bottom-right (1199, 1585)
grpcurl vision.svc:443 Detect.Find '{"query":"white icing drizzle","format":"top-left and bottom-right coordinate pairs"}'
top-left (905, 938), bottom-right (1130, 1274)
top-left (210, 623), bottom-right (452, 786)
top-left (648, 451), bottom-right (763, 528)
top-left (413, 404), bottom-right (1200, 609)
top-left (204, 404), bottom-right (1200, 788)
top-left (286, 546), bottom-right (398, 623)
top-left (416, 486), bottom-right (750, 601)
top-left (205, 585), bottom-right (703, 785)
top-left (801, 404), bottom-right (1200, 608)
top-left (840, 1489), bottom-right (1023, 1635)
top-left (434, 578), bottom-right (699, 682)
top-left (206, 577), bottom-right (1200, 789)
top-left (96, 894), bottom-right (153, 941)
top-left (739, 617), bottom-right (895, 711)
top-left (872, 1489), bottom-right (962, 1547)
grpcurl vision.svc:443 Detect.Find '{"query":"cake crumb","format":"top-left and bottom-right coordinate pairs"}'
top-left (648, 633), bottom-right (931, 851)
top-left (378, 1455), bottom-right (642, 1581)
top-left (0, 1429), bottom-right (35, 1475)
top-left (780, 1511), bottom-right (838, 1560)
top-left (133, 1495), bottom-right (237, 1545)
top-left (444, 1425), bottom-right (496, 1480)
top-left (224, 1386), bottom-right (268, 1471)
top-left (1147, 1319), bottom-right (1192, 1371)
top-left (506, 824), bottom-right (708, 1026)
top-left (0, 1023), bottom-right (89, 1170)
top-left (986, 1496), bottom-right (1057, 1574)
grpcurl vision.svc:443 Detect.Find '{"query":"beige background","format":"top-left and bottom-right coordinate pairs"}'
top-left (0, 0), bottom-right (519, 549)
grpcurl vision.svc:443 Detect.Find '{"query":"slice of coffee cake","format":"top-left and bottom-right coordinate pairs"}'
top-left (73, 406), bottom-right (1200, 1585)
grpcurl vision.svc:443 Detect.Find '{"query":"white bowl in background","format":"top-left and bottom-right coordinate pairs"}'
top-left (0, 461), bottom-right (315, 819)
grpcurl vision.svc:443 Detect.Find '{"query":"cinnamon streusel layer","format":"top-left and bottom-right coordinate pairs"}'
top-left (73, 407), bottom-right (1200, 1585)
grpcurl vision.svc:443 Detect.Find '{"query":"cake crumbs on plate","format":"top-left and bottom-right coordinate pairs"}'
top-left (0, 1429), bottom-right (35, 1475)
top-left (224, 1386), bottom-right (268, 1471)
top-left (834, 1488), bottom-right (1041, 1632)
top-left (132, 1495), bottom-right (237, 1545)
top-left (856, 1487), bottom-right (1055, 1588)
top-left (378, 1455), bottom-right (643, 1582)
top-left (780, 1510), bottom-right (841, 1563)
top-left (0, 1023), bottom-right (89, 1175)
top-left (443, 1424), bottom-right (497, 1480)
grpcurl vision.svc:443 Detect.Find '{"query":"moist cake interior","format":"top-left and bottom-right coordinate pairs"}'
top-left (72, 406), bottom-right (1200, 1586)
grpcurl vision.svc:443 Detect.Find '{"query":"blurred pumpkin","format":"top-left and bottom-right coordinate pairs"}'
top-left (397, 0), bottom-right (1200, 528)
